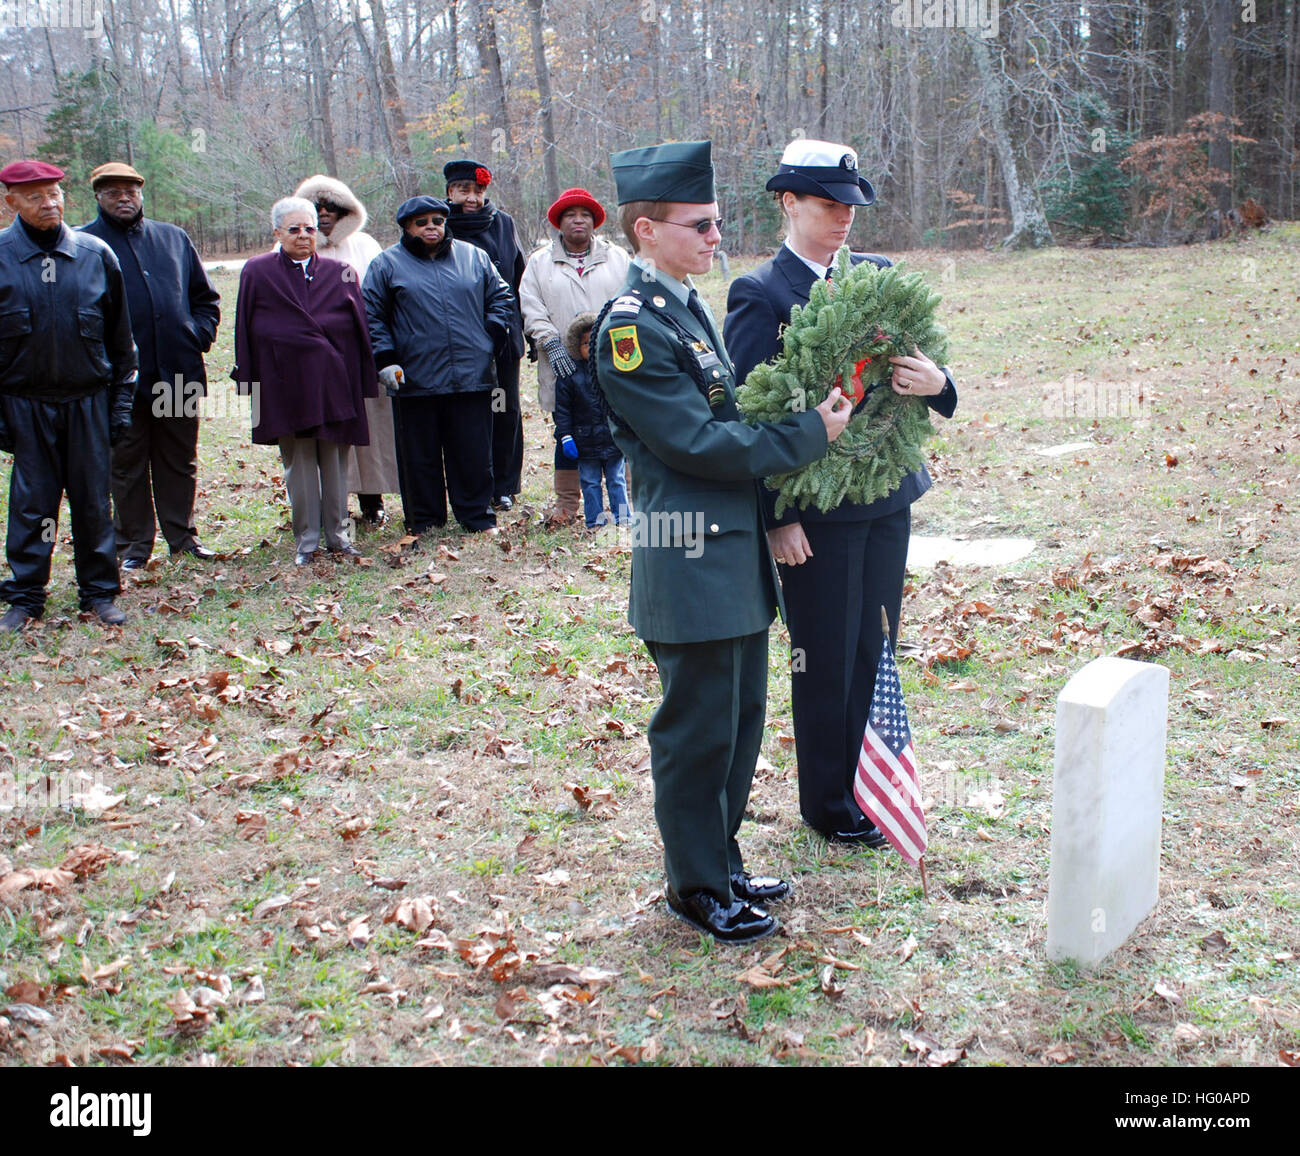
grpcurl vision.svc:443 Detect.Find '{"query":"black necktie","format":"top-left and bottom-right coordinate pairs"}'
top-left (687, 289), bottom-right (711, 334)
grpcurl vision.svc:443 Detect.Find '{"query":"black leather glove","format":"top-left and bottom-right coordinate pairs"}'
top-left (486, 320), bottom-right (509, 357)
top-left (0, 416), bottom-right (14, 454)
top-left (109, 380), bottom-right (134, 445)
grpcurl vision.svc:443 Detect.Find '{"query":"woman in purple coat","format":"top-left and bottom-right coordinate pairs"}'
top-left (232, 197), bottom-right (379, 566)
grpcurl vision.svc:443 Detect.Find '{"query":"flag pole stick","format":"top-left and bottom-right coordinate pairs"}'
top-left (883, 605), bottom-right (929, 901)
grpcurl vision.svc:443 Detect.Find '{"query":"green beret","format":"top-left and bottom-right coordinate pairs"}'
top-left (611, 140), bottom-right (715, 205)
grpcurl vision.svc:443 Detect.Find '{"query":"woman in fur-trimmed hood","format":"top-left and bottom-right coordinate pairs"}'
top-left (293, 175), bottom-right (382, 278)
top-left (293, 174), bottom-right (398, 524)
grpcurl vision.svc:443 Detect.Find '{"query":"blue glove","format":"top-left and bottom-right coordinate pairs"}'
top-left (560, 436), bottom-right (578, 461)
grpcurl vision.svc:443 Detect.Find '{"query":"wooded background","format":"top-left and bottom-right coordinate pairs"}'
top-left (1, 0), bottom-right (1293, 254)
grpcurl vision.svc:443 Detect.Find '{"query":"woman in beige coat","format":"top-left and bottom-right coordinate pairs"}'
top-left (294, 175), bottom-right (398, 526)
top-left (518, 188), bottom-right (629, 521)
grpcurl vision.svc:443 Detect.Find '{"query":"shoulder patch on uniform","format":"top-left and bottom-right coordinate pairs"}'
top-left (609, 325), bottom-right (643, 372)
top-left (609, 294), bottom-right (643, 317)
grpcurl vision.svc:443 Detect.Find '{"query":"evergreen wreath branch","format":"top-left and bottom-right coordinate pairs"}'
top-left (736, 248), bottom-right (950, 516)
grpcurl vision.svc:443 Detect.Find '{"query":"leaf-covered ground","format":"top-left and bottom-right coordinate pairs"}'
top-left (1, 228), bottom-right (1297, 1068)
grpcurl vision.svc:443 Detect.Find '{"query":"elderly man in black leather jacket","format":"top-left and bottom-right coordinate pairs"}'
top-left (0, 160), bottom-right (137, 632)
top-left (80, 162), bottom-right (221, 568)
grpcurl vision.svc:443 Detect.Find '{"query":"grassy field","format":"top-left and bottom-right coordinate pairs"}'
top-left (1, 227), bottom-right (1297, 1069)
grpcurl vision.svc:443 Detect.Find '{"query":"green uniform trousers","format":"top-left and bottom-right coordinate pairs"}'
top-left (644, 629), bottom-right (768, 901)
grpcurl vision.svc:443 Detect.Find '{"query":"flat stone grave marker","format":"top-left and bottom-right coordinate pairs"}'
top-left (907, 536), bottom-right (1035, 569)
top-left (1047, 656), bottom-right (1169, 967)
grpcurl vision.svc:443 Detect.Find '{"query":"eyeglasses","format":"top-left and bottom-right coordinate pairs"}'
top-left (409, 216), bottom-right (446, 228)
top-left (14, 187), bottom-right (63, 205)
top-left (284, 225), bottom-right (317, 235)
top-left (658, 217), bottom-right (723, 235)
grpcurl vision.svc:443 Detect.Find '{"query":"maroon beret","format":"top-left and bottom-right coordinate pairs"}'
top-left (0, 159), bottom-right (65, 188)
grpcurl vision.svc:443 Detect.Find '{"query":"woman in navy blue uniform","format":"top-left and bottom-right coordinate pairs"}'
top-left (723, 140), bottom-right (958, 847)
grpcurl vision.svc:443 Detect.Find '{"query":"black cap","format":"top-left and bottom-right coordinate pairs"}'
top-left (766, 139), bottom-right (875, 206)
top-left (396, 196), bottom-right (449, 224)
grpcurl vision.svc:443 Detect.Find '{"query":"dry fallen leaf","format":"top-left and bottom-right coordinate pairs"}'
top-left (60, 844), bottom-right (116, 879)
top-left (1200, 930), bottom-right (1231, 954)
top-left (736, 966), bottom-right (789, 989)
top-left (252, 894), bottom-right (293, 920)
top-left (345, 916), bottom-right (371, 948)
top-left (234, 810), bottom-right (268, 840)
top-left (4, 1002), bottom-right (55, 1028)
top-left (0, 868), bottom-right (76, 895)
top-left (819, 965), bottom-right (845, 998)
top-left (1153, 980), bottom-right (1182, 1005)
top-left (385, 896), bottom-right (439, 934)
top-left (534, 868), bottom-right (571, 887)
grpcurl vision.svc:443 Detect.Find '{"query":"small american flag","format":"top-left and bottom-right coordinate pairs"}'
top-left (852, 622), bottom-right (927, 866)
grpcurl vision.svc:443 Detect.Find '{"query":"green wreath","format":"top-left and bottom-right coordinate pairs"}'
top-left (736, 248), bottom-right (949, 517)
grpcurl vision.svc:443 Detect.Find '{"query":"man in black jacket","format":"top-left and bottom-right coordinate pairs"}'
top-left (80, 162), bottom-right (221, 568)
top-left (0, 160), bottom-right (137, 632)
top-left (444, 161), bottom-right (527, 510)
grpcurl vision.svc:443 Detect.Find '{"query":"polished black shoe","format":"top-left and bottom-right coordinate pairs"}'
top-left (492, 495), bottom-right (514, 511)
top-left (665, 886), bottom-right (778, 944)
top-left (177, 543), bottom-right (216, 561)
top-left (89, 600), bottom-right (126, 627)
top-left (294, 550), bottom-right (317, 567)
top-left (826, 822), bottom-right (889, 849)
top-left (363, 508), bottom-right (388, 527)
top-left (0, 605), bottom-right (37, 633)
top-left (330, 543), bottom-right (363, 559)
top-left (730, 871), bottom-right (791, 904)
top-left (121, 556), bottom-right (148, 571)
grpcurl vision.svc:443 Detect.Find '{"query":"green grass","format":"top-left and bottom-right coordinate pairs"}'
top-left (1, 234), bottom-right (1298, 1068)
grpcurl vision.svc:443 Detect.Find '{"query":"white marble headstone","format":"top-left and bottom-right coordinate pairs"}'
top-left (1047, 657), bottom-right (1169, 967)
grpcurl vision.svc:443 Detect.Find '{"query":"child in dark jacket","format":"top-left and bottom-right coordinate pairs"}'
top-left (555, 312), bottom-right (629, 527)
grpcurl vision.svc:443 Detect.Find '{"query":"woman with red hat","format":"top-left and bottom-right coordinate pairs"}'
top-left (518, 187), bottom-right (630, 522)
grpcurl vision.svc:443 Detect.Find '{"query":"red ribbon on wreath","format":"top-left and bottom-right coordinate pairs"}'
top-left (833, 357), bottom-right (874, 406)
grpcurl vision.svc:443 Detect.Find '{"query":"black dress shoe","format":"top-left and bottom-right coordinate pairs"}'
top-left (294, 550), bottom-right (316, 567)
top-left (121, 557), bottom-right (148, 571)
top-left (89, 600), bottom-right (126, 627)
top-left (665, 886), bottom-right (778, 944)
top-left (492, 495), bottom-right (513, 511)
top-left (177, 543), bottom-right (216, 560)
top-left (0, 605), bottom-right (37, 633)
top-left (826, 822), bottom-right (889, 849)
top-left (330, 543), bottom-right (363, 559)
top-left (730, 871), bottom-right (791, 904)
top-left (363, 508), bottom-right (388, 527)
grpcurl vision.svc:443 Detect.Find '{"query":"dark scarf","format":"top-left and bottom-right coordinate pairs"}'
top-left (19, 217), bottom-right (61, 251)
top-left (446, 200), bottom-right (497, 238)
top-left (99, 208), bottom-right (144, 234)
top-left (400, 230), bottom-right (453, 260)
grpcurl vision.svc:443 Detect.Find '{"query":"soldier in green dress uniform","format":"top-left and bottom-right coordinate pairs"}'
top-left (593, 141), bottom-right (852, 943)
